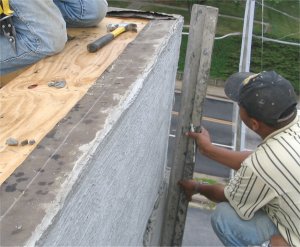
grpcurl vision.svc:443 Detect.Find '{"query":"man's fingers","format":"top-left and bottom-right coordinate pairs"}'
top-left (178, 181), bottom-right (191, 201)
top-left (201, 126), bottom-right (207, 132)
top-left (185, 131), bottom-right (199, 139)
top-left (201, 127), bottom-right (209, 136)
top-left (178, 180), bottom-right (188, 190)
top-left (178, 180), bottom-right (188, 187)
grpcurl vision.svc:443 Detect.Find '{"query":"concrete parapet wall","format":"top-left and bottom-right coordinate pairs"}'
top-left (0, 16), bottom-right (183, 246)
top-left (39, 20), bottom-right (182, 246)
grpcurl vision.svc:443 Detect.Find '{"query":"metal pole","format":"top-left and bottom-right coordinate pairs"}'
top-left (232, 0), bottom-right (256, 179)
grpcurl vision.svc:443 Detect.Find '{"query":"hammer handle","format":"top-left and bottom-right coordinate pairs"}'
top-left (87, 26), bottom-right (126, 53)
top-left (87, 33), bottom-right (114, 53)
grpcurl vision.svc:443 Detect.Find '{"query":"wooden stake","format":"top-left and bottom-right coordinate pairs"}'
top-left (160, 5), bottom-right (218, 246)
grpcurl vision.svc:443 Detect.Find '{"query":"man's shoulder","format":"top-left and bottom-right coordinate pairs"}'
top-left (263, 116), bottom-right (300, 142)
top-left (253, 133), bottom-right (299, 165)
top-left (263, 117), bottom-right (300, 147)
top-left (243, 130), bottom-right (300, 189)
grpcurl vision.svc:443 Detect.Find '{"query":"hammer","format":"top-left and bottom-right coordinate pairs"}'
top-left (87, 23), bottom-right (138, 53)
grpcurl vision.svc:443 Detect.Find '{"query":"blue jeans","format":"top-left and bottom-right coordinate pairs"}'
top-left (211, 202), bottom-right (280, 246)
top-left (0, 0), bottom-right (108, 75)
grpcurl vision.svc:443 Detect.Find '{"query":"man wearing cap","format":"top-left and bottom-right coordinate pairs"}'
top-left (179, 71), bottom-right (299, 246)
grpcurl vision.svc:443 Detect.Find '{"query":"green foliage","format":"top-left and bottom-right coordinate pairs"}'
top-left (107, 0), bottom-right (130, 8)
top-left (206, 0), bottom-right (245, 18)
top-left (194, 177), bottom-right (217, 185)
top-left (176, 0), bottom-right (207, 12)
top-left (206, 0), bottom-right (300, 40)
top-left (140, 5), bottom-right (191, 24)
top-left (107, 0), bottom-right (300, 94)
top-left (208, 35), bottom-right (300, 94)
top-left (178, 35), bottom-right (188, 72)
top-left (178, 0), bottom-right (300, 94)
top-left (234, 0), bottom-right (283, 3)
top-left (210, 37), bottom-right (241, 78)
top-left (216, 17), bottom-right (243, 35)
top-left (251, 38), bottom-right (300, 94)
top-left (254, 1), bottom-right (300, 40)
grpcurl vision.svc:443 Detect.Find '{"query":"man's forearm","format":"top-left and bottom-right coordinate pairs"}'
top-left (203, 145), bottom-right (252, 170)
top-left (196, 183), bottom-right (228, 203)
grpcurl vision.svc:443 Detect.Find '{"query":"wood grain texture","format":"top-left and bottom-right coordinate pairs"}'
top-left (161, 5), bottom-right (218, 246)
top-left (0, 68), bottom-right (28, 88)
top-left (0, 17), bottom-right (148, 185)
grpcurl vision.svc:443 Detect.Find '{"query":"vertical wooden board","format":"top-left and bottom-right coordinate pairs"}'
top-left (0, 17), bottom-right (148, 185)
top-left (161, 5), bottom-right (218, 246)
top-left (173, 6), bottom-right (218, 245)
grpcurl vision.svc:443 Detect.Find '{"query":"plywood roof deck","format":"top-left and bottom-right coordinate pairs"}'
top-left (0, 17), bottom-right (148, 185)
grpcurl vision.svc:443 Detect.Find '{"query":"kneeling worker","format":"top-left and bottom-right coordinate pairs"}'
top-left (0, 0), bottom-right (108, 75)
top-left (179, 71), bottom-right (299, 246)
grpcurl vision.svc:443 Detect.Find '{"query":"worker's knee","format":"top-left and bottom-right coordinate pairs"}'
top-left (22, 14), bottom-right (67, 56)
top-left (63, 0), bottom-right (108, 27)
top-left (210, 202), bottom-right (242, 245)
top-left (25, 32), bottom-right (67, 58)
top-left (0, 0), bottom-right (67, 74)
top-left (9, 0), bottom-right (68, 56)
top-left (84, 0), bottom-right (108, 26)
top-left (211, 202), bottom-right (230, 236)
top-left (0, 24), bottom-right (67, 75)
top-left (41, 28), bottom-right (67, 55)
top-left (210, 202), bottom-right (268, 246)
top-left (39, 8), bottom-right (67, 55)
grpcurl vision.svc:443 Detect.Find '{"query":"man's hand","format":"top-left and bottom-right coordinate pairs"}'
top-left (270, 235), bottom-right (289, 246)
top-left (178, 179), bottom-right (227, 203)
top-left (186, 126), bottom-right (252, 170)
top-left (178, 180), bottom-right (198, 201)
top-left (186, 127), bottom-right (213, 155)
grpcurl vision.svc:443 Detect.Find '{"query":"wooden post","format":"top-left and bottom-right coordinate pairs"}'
top-left (160, 5), bottom-right (218, 246)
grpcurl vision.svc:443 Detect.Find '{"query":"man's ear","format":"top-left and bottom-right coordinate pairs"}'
top-left (250, 118), bottom-right (260, 131)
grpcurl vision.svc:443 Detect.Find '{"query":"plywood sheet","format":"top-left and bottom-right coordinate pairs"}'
top-left (0, 17), bottom-right (148, 185)
top-left (0, 67), bottom-right (27, 88)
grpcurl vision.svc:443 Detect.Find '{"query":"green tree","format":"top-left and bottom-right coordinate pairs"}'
top-left (178, 0), bottom-right (207, 13)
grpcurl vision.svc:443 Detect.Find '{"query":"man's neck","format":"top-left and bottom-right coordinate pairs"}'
top-left (259, 114), bottom-right (297, 139)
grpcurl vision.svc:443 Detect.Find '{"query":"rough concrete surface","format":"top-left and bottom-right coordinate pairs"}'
top-left (0, 16), bottom-right (183, 246)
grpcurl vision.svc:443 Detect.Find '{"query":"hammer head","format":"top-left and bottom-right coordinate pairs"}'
top-left (107, 23), bottom-right (137, 32)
